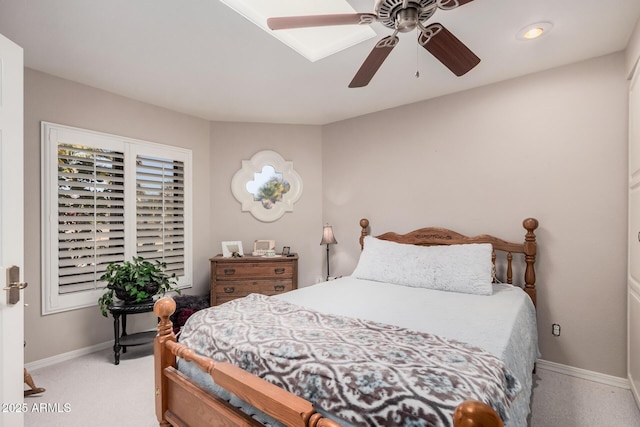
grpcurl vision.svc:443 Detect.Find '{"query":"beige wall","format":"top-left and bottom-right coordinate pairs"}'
top-left (322, 53), bottom-right (629, 377)
top-left (24, 52), bottom-right (631, 379)
top-left (208, 122), bottom-right (324, 287)
top-left (23, 70), bottom-right (325, 363)
top-left (627, 18), bottom-right (640, 78)
top-left (627, 15), bottom-right (640, 395)
top-left (23, 69), bottom-right (212, 363)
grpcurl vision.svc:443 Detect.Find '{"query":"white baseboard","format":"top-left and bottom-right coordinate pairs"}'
top-left (25, 327), bottom-right (158, 371)
top-left (25, 340), bottom-right (112, 372)
top-left (631, 373), bottom-right (640, 405)
top-left (537, 359), bottom-right (630, 390)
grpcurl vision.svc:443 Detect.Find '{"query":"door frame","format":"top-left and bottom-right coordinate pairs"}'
top-left (0, 33), bottom-right (25, 427)
top-left (628, 57), bottom-right (640, 410)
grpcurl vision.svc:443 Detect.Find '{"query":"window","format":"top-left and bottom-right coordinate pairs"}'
top-left (135, 154), bottom-right (185, 277)
top-left (42, 122), bottom-right (192, 314)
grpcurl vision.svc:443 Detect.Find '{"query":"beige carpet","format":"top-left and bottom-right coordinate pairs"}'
top-left (530, 367), bottom-right (640, 427)
top-left (25, 345), bottom-right (156, 427)
top-left (25, 345), bottom-right (640, 427)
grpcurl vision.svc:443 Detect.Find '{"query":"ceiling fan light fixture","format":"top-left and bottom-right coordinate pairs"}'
top-left (395, 7), bottom-right (419, 32)
top-left (517, 22), bottom-right (553, 41)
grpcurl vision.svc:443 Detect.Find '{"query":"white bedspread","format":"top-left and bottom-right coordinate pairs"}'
top-left (274, 277), bottom-right (539, 427)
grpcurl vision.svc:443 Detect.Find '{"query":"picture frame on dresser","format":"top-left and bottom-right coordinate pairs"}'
top-left (221, 241), bottom-right (243, 258)
top-left (252, 239), bottom-right (275, 256)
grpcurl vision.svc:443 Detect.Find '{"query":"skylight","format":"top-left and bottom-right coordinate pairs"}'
top-left (219, 0), bottom-right (377, 62)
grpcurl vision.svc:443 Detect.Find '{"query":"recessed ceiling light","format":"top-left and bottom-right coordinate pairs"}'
top-left (517, 22), bottom-right (553, 41)
top-left (219, 0), bottom-right (376, 62)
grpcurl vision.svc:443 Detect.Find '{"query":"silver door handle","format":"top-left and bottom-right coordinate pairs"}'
top-left (4, 265), bottom-right (27, 305)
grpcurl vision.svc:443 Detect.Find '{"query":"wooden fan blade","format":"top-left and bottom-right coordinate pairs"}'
top-left (349, 36), bottom-right (399, 88)
top-left (438, 0), bottom-right (475, 10)
top-left (419, 23), bottom-right (480, 76)
top-left (267, 13), bottom-right (377, 30)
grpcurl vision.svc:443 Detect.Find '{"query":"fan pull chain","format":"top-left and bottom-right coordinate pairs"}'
top-left (415, 29), bottom-right (420, 79)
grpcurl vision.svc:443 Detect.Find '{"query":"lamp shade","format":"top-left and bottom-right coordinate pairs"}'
top-left (320, 224), bottom-right (337, 245)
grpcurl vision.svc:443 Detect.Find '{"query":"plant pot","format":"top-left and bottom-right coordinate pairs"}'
top-left (144, 282), bottom-right (160, 295)
top-left (113, 282), bottom-right (160, 304)
top-left (114, 287), bottom-right (137, 303)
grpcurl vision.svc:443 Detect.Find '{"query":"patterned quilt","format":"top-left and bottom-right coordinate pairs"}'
top-left (178, 293), bottom-right (521, 427)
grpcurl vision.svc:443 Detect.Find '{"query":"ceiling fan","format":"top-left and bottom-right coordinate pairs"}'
top-left (267, 0), bottom-right (480, 88)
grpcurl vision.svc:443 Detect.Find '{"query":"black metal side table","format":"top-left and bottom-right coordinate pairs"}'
top-left (107, 300), bottom-right (156, 365)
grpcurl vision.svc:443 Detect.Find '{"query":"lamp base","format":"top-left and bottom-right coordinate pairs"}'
top-left (325, 244), bottom-right (331, 282)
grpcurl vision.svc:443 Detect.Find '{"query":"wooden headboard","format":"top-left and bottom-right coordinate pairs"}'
top-left (359, 218), bottom-right (539, 307)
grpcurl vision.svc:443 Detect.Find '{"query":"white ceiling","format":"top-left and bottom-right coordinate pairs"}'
top-left (1, 0), bottom-right (639, 125)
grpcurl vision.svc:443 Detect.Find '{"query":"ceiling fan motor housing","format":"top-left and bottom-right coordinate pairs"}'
top-left (375, 0), bottom-right (437, 31)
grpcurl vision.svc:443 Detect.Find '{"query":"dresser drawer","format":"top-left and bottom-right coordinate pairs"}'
top-left (215, 262), bottom-right (293, 279)
top-left (216, 279), bottom-right (293, 303)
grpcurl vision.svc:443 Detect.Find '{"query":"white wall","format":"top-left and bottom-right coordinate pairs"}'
top-left (322, 53), bottom-right (629, 377)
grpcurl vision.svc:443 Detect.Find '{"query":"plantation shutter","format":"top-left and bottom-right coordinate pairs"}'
top-left (43, 122), bottom-right (192, 314)
top-left (57, 144), bottom-right (125, 294)
top-left (135, 155), bottom-right (185, 277)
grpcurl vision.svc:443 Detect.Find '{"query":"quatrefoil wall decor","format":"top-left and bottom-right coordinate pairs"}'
top-left (231, 150), bottom-right (303, 222)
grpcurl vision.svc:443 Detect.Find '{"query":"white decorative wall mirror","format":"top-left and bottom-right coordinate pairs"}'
top-left (231, 150), bottom-right (303, 222)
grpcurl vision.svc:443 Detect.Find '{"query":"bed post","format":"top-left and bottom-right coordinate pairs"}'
top-left (522, 218), bottom-right (539, 307)
top-left (453, 400), bottom-right (504, 427)
top-left (154, 297), bottom-right (177, 427)
top-left (359, 218), bottom-right (370, 250)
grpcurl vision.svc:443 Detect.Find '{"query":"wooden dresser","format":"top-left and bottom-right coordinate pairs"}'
top-left (209, 254), bottom-right (298, 306)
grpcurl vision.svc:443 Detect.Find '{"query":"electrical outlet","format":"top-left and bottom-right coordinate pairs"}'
top-left (552, 323), bottom-right (561, 337)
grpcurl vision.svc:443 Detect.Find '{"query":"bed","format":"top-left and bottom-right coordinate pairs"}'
top-left (153, 217), bottom-right (539, 427)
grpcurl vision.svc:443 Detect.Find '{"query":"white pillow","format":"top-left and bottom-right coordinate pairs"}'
top-left (351, 236), bottom-right (493, 295)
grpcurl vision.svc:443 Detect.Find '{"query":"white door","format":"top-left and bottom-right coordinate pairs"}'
top-left (629, 60), bottom-right (640, 409)
top-left (0, 33), bottom-right (25, 427)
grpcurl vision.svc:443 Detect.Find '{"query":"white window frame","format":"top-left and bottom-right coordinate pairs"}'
top-left (41, 122), bottom-right (193, 315)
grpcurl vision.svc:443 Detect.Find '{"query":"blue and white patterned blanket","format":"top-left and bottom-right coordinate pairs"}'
top-left (179, 293), bottom-right (521, 427)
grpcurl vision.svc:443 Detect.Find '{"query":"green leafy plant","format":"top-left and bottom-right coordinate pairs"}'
top-left (256, 177), bottom-right (290, 209)
top-left (98, 256), bottom-right (180, 317)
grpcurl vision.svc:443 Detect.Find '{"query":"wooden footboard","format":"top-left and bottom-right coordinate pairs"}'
top-left (154, 297), bottom-right (504, 427)
top-left (155, 297), bottom-right (341, 427)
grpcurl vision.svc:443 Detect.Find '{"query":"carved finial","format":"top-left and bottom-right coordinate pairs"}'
top-left (359, 218), bottom-right (370, 250)
top-left (154, 297), bottom-right (176, 318)
top-left (523, 218), bottom-right (539, 233)
top-left (453, 400), bottom-right (504, 427)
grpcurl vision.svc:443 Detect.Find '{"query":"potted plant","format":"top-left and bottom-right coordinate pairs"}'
top-left (98, 256), bottom-right (180, 317)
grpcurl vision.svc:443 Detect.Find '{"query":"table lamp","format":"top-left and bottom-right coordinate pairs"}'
top-left (320, 224), bottom-right (337, 281)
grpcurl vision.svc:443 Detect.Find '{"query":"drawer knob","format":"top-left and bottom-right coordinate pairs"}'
top-left (274, 285), bottom-right (285, 291)
top-left (274, 268), bottom-right (285, 274)
top-left (223, 287), bottom-right (235, 293)
top-left (223, 269), bottom-right (236, 275)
